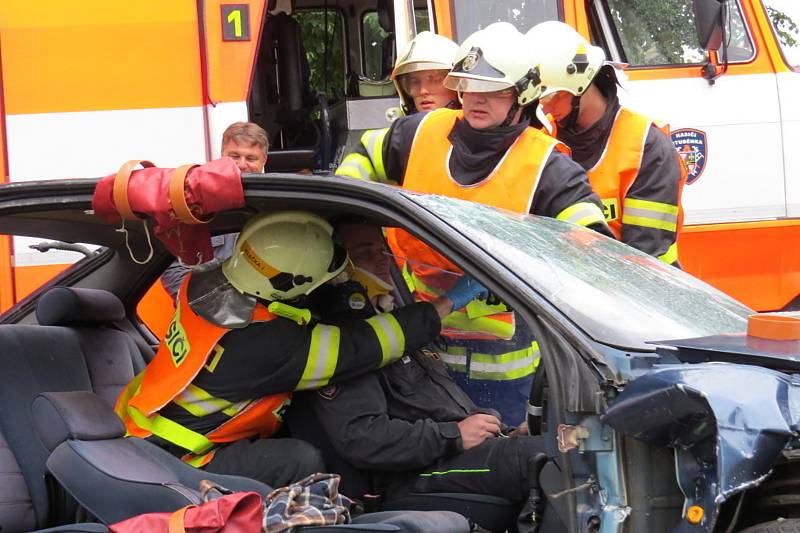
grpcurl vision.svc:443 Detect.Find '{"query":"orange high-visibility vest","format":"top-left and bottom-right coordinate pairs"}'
top-left (116, 274), bottom-right (290, 466)
top-left (587, 107), bottom-right (686, 239)
top-left (386, 108), bottom-right (567, 340)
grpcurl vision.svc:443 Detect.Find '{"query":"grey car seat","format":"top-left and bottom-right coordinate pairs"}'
top-left (35, 391), bottom-right (470, 532)
top-left (0, 287), bottom-right (141, 531)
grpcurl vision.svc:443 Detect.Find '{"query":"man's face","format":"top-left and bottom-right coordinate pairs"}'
top-left (222, 139), bottom-right (267, 173)
top-left (539, 91), bottom-right (574, 123)
top-left (461, 88), bottom-right (519, 129)
top-left (398, 69), bottom-right (457, 112)
top-left (336, 224), bottom-right (391, 283)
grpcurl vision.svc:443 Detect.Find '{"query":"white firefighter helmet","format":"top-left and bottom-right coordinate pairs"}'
top-left (525, 21), bottom-right (606, 98)
top-left (444, 22), bottom-right (542, 107)
top-left (391, 31), bottom-right (459, 114)
top-left (222, 211), bottom-right (348, 301)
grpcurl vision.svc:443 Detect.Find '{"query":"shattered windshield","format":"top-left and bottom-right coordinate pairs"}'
top-left (410, 195), bottom-right (750, 350)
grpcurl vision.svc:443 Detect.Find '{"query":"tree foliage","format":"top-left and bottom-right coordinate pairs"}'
top-left (296, 9), bottom-right (345, 101)
top-left (767, 5), bottom-right (798, 47)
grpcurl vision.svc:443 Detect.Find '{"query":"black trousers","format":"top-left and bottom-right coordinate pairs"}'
top-left (204, 437), bottom-right (325, 489)
top-left (383, 435), bottom-right (545, 503)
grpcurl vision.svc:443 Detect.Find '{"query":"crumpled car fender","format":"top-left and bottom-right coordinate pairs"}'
top-left (602, 362), bottom-right (800, 531)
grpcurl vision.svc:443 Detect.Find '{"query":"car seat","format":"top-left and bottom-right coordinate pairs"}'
top-left (35, 390), bottom-right (470, 532)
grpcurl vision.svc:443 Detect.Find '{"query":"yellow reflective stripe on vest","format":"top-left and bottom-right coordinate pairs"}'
top-left (172, 383), bottom-right (251, 418)
top-left (556, 202), bottom-right (607, 227)
top-left (622, 198), bottom-right (679, 232)
top-left (469, 342), bottom-right (540, 381)
top-left (441, 310), bottom-right (515, 340)
top-left (409, 271), bottom-right (445, 298)
top-left (183, 451), bottom-right (216, 468)
top-left (126, 403), bottom-right (215, 455)
top-left (365, 313), bottom-right (406, 366)
top-left (298, 324), bottom-right (341, 390)
top-left (438, 351), bottom-right (467, 373)
top-left (336, 153), bottom-right (377, 181)
top-left (361, 128), bottom-right (389, 181)
top-left (658, 242), bottom-right (679, 265)
top-left (173, 383), bottom-right (233, 418)
top-left (439, 342), bottom-right (540, 380)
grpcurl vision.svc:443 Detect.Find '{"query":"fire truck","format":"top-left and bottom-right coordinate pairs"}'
top-left (0, 0), bottom-right (798, 333)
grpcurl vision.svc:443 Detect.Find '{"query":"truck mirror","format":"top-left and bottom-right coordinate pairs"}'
top-left (693, 0), bottom-right (724, 51)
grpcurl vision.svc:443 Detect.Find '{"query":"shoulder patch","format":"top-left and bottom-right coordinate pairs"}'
top-left (318, 385), bottom-right (341, 400)
top-left (670, 128), bottom-right (707, 185)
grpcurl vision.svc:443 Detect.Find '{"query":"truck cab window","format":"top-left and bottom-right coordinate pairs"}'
top-left (362, 10), bottom-right (431, 81)
top-left (296, 9), bottom-right (346, 101)
top-left (602, 0), bottom-right (754, 66)
top-left (762, 0), bottom-right (800, 68)
top-left (450, 0), bottom-right (560, 40)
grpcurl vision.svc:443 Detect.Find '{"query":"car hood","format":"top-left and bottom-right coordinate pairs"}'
top-left (655, 333), bottom-right (800, 371)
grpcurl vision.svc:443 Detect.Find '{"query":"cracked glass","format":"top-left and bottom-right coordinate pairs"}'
top-left (409, 194), bottom-right (751, 350)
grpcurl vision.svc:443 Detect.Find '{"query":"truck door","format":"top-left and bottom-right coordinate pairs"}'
top-left (590, 0), bottom-right (780, 224)
top-left (588, 0), bottom-right (800, 310)
top-left (760, 0), bottom-right (800, 218)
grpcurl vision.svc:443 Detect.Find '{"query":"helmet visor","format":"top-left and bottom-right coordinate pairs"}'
top-left (393, 62), bottom-right (451, 79)
top-left (444, 74), bottom-right (513, 94)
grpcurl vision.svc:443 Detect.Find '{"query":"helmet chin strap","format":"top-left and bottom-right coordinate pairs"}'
top-left (562, 94), bottom-right (583, 131)
top-left (500, 102), bottom-right (520, 128)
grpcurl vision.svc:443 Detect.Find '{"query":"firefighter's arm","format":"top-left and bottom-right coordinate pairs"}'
top-left (334, 128), bottom-right (395, 184)
top-left (381, 112), bottom-right (428, 186)
top-left (293, 302), bottom-right (441, 391)
top-left (532, 152), bottom-right (614, 238)
top-left (310, 374), bottom-right (462, 470)
top-left (621, 126), bottom-right (682, 266)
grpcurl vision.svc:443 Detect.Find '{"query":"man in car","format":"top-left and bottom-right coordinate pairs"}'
top-left (335, 31), bottom-right (459, 183)
top-left (527, 21), bottom-right (685, 266)
top-left (117, 210), bottom-right (487, 488)
top-left (298, 218), bottom-right (542, 506)
top-left (374, 23), bottom-right (610, 425)
top-left (161, 121), bottom-right (269, 299)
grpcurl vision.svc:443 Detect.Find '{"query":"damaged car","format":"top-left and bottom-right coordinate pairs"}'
top-left (0, 173), bottom-right (798, 532)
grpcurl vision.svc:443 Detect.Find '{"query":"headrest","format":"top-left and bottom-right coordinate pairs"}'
top-left (36, 287), bottom-right (125, 327)
top-left (32, 391), bottom-right (125, 452)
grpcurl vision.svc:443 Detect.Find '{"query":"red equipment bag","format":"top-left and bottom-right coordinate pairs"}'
top-left (92, 158), bottom-right (244, 265)
top-left (109, 491), bottom-right (263, 533)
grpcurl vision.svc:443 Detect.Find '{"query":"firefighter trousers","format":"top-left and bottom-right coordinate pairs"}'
top-left (204, 437), bottom-right (326, 489)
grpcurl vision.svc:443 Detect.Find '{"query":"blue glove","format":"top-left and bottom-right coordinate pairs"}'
top-left (446, 276), bottom-right (489, 311)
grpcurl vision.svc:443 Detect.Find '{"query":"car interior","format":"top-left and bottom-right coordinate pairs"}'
top-left (0, 186), bottom-right (545, 532)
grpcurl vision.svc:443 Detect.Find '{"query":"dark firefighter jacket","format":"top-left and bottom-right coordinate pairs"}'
top-left (558, 84), bottom-right (684, 265)
top-left (306, 281), bottom-right (490, 473)
top-left (121, 267), bottom-right (442, 463)
top-left (338, 111), bottom-right (612, 238)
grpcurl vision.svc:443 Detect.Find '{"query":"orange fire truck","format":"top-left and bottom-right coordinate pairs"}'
top-left (1, 0), bottom-right (798, 333)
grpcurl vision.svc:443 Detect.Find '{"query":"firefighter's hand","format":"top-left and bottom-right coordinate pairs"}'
top-left (458, 413), bottom-right (502, 450)
top-left (446, 276), bottom-right (489, 311)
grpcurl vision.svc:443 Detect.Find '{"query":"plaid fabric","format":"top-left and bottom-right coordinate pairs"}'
top-left (263, 473), bottom-right (355, 532)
